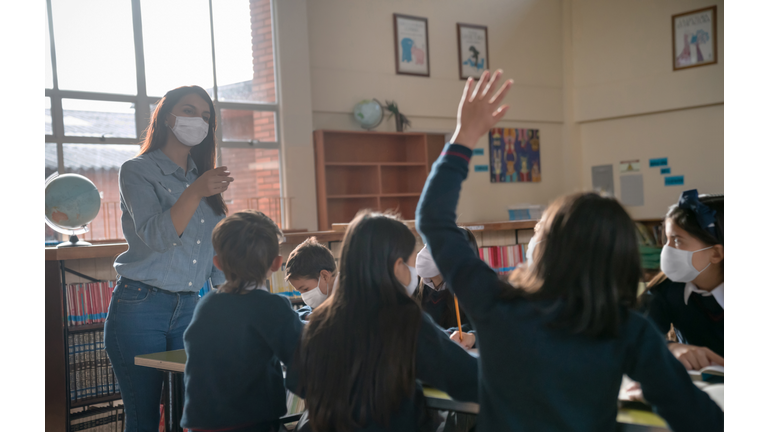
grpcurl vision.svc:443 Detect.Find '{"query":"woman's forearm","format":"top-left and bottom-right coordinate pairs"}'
top-left (169, 188), bottom-right (203, 236)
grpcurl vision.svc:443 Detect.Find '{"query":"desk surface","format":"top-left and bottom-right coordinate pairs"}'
top-left (136, 350), bottom-right (669, 430)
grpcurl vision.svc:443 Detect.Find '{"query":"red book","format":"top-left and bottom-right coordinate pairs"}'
top-left (85, 283), bottom-right (91, 325)
top-left (76, 284), bottom-right (82, 326)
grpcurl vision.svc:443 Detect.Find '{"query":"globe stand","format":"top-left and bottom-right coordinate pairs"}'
top-left (57, 234), bottom-right (92, 248)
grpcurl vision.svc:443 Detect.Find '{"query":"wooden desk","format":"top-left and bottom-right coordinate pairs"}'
top-left (136, 350), bottom-right (670, 431)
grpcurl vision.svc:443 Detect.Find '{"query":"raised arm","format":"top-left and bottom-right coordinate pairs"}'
top-left (415, 70), bottom-right (513, 318)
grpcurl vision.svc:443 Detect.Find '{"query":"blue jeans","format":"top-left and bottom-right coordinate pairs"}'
top-left (104, 276), bottom-right (200, 432)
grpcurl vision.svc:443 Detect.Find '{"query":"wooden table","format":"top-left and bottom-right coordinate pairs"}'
top-left (136, 350), bottom-right (671, 431)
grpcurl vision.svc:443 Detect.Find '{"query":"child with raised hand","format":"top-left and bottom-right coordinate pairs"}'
top-left (415, 69), bottom-right (723, 431)
top-left (181, 210), bottom-right (304, 432)
top-left (285, 237), bottom-right (338, 322)
top-left (640, 191), bottom-right (724, 370)
top-left (288, 210), bottom-right (478, 432)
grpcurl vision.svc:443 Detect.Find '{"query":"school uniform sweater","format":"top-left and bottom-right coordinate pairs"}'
top-left (639, 278), bottom-right (724, 357)
top-left (286, 311), bottom-right (478, 432)
top-left (415, 143), bottom-right (724, 432)
top-left (182, 287), bottom-right (304, 432)
top-left (420, 284), bottom-right (471, 330)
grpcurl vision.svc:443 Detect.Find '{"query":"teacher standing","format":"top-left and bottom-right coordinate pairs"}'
top-left (105, 85), bottom-right (233, 432)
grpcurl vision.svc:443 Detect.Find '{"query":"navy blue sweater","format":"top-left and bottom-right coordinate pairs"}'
top-left (182, 288), bottom-right (304, 432)
top-left (287, 312), bottom-right (478, 432)
top-left (415, 143), bottom-right (724, 432)
top-left (639, 278), bottom-right (724, 357)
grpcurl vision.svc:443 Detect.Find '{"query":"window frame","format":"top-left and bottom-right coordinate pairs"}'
top-left (45, 0), bottom-right (284, 228)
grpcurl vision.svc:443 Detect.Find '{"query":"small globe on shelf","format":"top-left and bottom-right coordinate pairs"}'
top-left (45, 173), bottom-right (101, 248)
top-left (352, 99), bottom-right (384, 130)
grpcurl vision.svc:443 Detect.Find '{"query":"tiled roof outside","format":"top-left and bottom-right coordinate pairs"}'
top-left (45, 143), bottom-right (140, 171)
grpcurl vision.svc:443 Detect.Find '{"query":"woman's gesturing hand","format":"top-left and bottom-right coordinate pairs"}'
top-left (192, 166), bottom-right (234, 198)
top-left (450, 69), bottom-right (513, 149)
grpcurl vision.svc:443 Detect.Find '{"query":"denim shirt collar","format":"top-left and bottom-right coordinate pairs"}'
top-left (150, 149), bottom-right (199, 176)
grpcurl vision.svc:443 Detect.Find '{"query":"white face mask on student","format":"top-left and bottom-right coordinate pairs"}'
top-left (168, 113), bottom-right (209, 146)
top-left (416, 246), bottom-right (440, 289)
top-left (660, 245), bottom-right (713, 283)
top-left (300, 277), bottom-right (329, 309)
top-left (526, 238), bottom-right (539, 267)
top-left (402, 264), bottom-right (419, 296)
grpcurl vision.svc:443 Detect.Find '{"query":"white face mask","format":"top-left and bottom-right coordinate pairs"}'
top-left (526, 238), bottom-right (539, 266)
top-left (416, 246), bottom-right (441, 286)
top-left (660, 245), bottom-right (713, 283)
top-left (168, 113), bottom-right (209, 146)
top-left (402, 264), bottom-right (419, 296)
top-left (300, 277), bottom-right (329, 309)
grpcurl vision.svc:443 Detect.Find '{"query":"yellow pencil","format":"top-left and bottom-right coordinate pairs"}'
top-left (454, 295), bottom-right (463, 341)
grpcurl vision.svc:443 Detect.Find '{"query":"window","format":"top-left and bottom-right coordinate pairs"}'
top-left (45, 0), bottom-right (282, 242)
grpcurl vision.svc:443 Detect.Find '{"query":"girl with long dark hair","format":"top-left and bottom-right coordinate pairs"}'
top-left (105, 85), bottom-right (233, 432)
top-left (416, 69), bottom-right (723, 431)
top-left (290, 211), bottom-right (478, 432)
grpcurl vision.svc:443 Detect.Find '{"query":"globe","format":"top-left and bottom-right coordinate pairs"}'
top-left (45, 173), bottom-right (101, 247)
top-left (353, 99), bottom-right (384, 130)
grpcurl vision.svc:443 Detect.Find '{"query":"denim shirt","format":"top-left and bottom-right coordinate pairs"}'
top-left (114, 149), bottom-right (226, 292)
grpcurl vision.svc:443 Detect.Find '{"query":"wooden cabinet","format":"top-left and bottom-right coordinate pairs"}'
top-left (314, 130), bottom-right (448, 231)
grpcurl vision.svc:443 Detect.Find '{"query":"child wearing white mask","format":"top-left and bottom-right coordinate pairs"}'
top-left (285, 237), bottom-right (338, 321)
top-left (639, 190), bottom-right (724, 371)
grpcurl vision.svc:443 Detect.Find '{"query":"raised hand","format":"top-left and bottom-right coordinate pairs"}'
top-left (450, 69), bottom-right (513, 149)
top-left (192, 166), bottom-right (234, 198)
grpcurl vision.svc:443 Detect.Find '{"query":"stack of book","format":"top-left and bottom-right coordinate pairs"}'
top-left (478, 244), bottom-right (528, 274)
top-left (69, 405), bottom-right (124, 432)
top-left (66, 281), bottom-right (116, 326)
top-left (68, 330), bottom-right (120, 402)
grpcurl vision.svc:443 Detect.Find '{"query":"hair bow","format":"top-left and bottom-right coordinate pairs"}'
top-left (678, 189), bottom-right (717, 238)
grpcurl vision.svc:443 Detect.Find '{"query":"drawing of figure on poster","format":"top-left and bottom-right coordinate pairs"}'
top-left (488, 128), bottom-right (541, 183)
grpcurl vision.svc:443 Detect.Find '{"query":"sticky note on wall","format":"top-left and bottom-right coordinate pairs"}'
top-left (664, 175), bottom-right (684, 186)
top-left (660, 168), bottom-right (671, 174)
top-left (649, 158), bottom-right (668, 167)
top-left (473, 148), bottom-right (484, 156)
top-left (474, 165), bottom-right (489, 172)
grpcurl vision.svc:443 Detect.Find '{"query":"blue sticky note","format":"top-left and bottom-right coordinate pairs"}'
top-left (664, 175), bottom-right (684, 186)
top-left (660, 168), bottom-right (671, 174)
top-left (473, 148), bottom-right (484, 156)
top-left (474, 165), bottom-right (489, 172)
top-left (649, 158), bottom-right (668, 168)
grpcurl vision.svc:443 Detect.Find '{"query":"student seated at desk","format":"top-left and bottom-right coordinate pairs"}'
top-left (181, 210), bottom-right (304, 432)
top-left (285, 237), bottom-right (337, 322)
top-left (288, 210), bottom-right (478, 432)
top-left (414, 227), bottom-right (477, 350)
top-left (639, 191), bottom-right (724, 371)
top-left (416, 69), bottom-right (724, 432)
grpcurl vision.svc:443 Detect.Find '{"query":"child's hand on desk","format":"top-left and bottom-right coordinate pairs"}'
top-left (668, 343), bottom-right (724, 371)
top-left (450, 331), bottom-right (475, 350)
top-left (450, 69), bottom-right (513, 149)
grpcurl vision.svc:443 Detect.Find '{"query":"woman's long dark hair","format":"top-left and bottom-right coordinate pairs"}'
top-left (648, 193), bottom-right (724, 288)
top-left (296, 210), bottom-right (422, 432)
top-left (138, 85), bottom-right (226, 215)
top-left (503, 193), bottom-right (642, 338)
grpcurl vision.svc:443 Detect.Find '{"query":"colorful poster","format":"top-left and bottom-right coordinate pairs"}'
top-left (488, 128), bottom-right (541, 183)
top-left (394, 14), bottom-right (430, 76)
top-left (673, 7), bottom-right (717, 70)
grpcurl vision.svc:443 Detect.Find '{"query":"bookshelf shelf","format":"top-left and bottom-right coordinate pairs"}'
top-left (70, 393), bottom-right (122, 409)
top-left (68, 323), bottom-right (105, 333)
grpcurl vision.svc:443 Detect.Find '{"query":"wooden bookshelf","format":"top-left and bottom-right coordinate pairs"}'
top-left (314, 130), bottom-right (451, 231)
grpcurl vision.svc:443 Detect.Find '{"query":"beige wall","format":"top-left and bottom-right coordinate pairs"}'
top-left (307, 0), bottom-right (566, 223)
top-left (278, 0), bottom-right (724, 228)
top-left (571, 0), bottom-right (724, 218)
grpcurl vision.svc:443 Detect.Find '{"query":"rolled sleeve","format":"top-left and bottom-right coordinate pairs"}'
top-left (119, 162), bottom-right (182, 253)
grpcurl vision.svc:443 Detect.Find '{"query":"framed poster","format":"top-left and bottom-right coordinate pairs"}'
top-left (457, 23), bottom-right (489, 80)
top-left (672, 6), bottom-right (717, 71)
top-left (488, 128), bottom-right (541, 183)
top-left (393, 14), bottom-right (430, 77)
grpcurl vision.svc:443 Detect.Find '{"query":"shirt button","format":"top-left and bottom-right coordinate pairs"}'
top-left (201, 219), bottom-right (205, 223)
top-left (197, 240), bottom-right (201, 244)
top-left (188, 282), bottom-right (192, 286)
top-left (185, 183), bottom-right (189, 188)
top-left (168, 188), bottom-right (172, 192)
top-left (173, 243), bottom-right (177, 246)
top-left (193, 259), bottom-right (197, 264)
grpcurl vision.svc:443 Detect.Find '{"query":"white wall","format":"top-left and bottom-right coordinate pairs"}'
top-left (306, 0), bottom-right (566, 223)
top-left (570, 0), bottom-right (724, 218)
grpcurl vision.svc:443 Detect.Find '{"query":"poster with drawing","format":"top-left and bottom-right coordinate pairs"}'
top-left (488, 128), bottom-right (541, 183)
top-left (673, 6), bottom-right (717, 70)
top-left (457, 23), bottom-right (489, 79)
top-left (394, 14), bottom-right (430, 77)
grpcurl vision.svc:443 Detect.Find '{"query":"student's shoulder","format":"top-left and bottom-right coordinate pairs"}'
top-left (247, 290), bottom-right (295, 310)
top-left (118, 153), bottom-right (157, 178)
top-left (644, 278), bottom-right (686, 304)
top-left (622, 309), bottom-right (667, 344)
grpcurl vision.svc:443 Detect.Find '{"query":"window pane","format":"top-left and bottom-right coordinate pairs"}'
top-left (142, 0), bottom-right (214, 98)
top-left (220, 148), bottom-right (283, 227)
top-left (45, 143), bottom-right (60, 243)
top-left (213, 0), bottom-right (276, 103)
top-left (62, 99), bottom-right (136, 138)
top-left (45, 97), bottom-right (52, 135)
top-left (51, 0), bottom-right (136, 94)
top-left (61, 143), bottom-right (140, 241)
top-left (221, 109), bottom-right (276, 142)
top-left (45, 4), bottom-right (53, 89)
